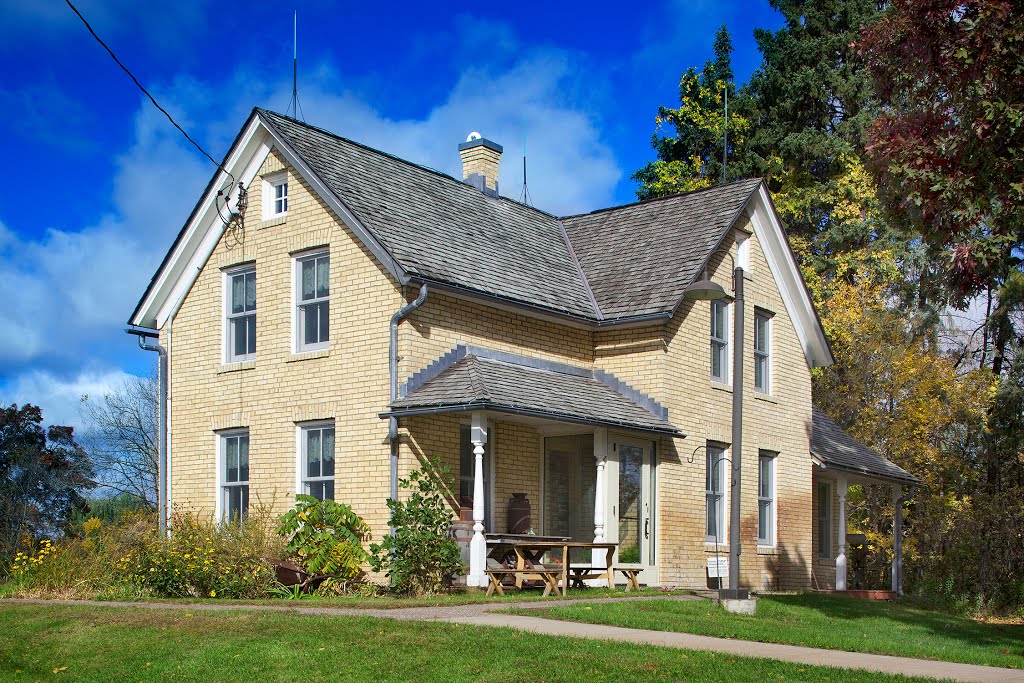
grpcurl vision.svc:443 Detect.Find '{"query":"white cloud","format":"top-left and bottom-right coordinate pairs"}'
top-left (287, 51), bottom-right (622, 215)
top-left (0, 367), bottom-right (136, 430)
top-left (0, 33), bottom-right (624, 430)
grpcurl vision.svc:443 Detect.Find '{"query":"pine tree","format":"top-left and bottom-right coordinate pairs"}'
top-left (632, 25), bottom-right (751, 199)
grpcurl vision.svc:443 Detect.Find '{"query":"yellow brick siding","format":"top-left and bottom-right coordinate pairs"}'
top-left (166, 149), bottom-right (402, 543)
top-left (165, 150), bottom-right (817, 589)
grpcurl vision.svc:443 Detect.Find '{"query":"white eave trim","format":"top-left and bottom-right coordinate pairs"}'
top-left (747, 185), bottom-right (833, 368)
top-left (130, 113), bottom-right (408, 330)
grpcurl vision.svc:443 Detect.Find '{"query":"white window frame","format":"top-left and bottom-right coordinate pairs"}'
top-left (216, 430), bottom-right (250, 523)
top-left (293, 250), bottom-right (330, 353)
top-left (710, 299), bottom-right (730, 384)
top-left (754, 310), bottom-right (772, 394)
top-left (816, 480), bottom-right (833, 558)
top-left (263, 171), bottom-right (288, 219)
top-left (705, 444), bottom-right (728, 544)
top-left (758, 451), bottom-right (777, 547)
top-left (223, 265), bottom-right (256, 364)
top-left (296, 421), bottom-right (335, 501)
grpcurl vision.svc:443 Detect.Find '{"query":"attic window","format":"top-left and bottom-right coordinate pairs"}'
top-left (263, 172), bottom-right (288, 219)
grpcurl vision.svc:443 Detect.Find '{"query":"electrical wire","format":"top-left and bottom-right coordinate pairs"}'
top-left (64, 0), bottom-right (234, 186)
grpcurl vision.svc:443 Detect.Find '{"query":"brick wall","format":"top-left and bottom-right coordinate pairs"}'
top-left (165, 149), bottom-right (818, 589)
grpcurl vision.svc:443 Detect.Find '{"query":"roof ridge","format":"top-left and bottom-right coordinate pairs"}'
top-left (559, 177), bottom-right (763, 221)
top-left (257, 108), bottom-right (561, 218)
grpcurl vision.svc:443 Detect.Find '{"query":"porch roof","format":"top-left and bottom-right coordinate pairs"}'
top-left (811, 407), bottom-right (919, 485)
top-left (384, 346), bottom-right (682, 436)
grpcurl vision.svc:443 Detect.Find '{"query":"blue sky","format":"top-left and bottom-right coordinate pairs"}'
top-left (0, 0), bottom-right (783, 429)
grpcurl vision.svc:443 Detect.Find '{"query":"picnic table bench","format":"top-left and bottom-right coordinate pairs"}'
top-left (485, 537), bottom-right (621, 597)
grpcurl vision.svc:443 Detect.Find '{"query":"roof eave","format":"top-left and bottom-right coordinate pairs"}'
top-left (813, 455), bottom-right (920, 486)
top-left (380, 402), bottom-right (683, 437)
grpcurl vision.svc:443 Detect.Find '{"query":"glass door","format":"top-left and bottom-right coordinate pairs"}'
top-left (610, 435), bottom-right (656, 584)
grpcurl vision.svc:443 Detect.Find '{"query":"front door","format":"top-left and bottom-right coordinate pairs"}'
top-left (609, 435), bottom-right (657, 585)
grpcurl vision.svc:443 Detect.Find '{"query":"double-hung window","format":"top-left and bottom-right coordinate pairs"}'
top-left (710, 300), bottom-right (729, 383)
top-left (705, 445), bottom-right (726, 542)
top-left (221, 431), bottom-right (249, 523)
top-left (295, 251), bottom-right (329, 351)
top-left (754, 310), bottom-right (771, 393)
top-left (816, 480), bottom-right (833, 558)
top-left (226, 266), bottom-right (256, 362)
top-left (758, 451), bottom-right (776, 546)
top-left (300, 422), bottom-right (335, 501)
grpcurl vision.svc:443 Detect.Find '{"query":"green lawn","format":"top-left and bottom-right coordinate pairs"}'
top-left (0, 603), bottom-right (937, 683)
top-left (512, 593), bottom-right (1024, 669)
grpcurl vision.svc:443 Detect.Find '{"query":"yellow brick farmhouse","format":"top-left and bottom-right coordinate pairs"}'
top-left (128, 109), bottom-right (917, 593)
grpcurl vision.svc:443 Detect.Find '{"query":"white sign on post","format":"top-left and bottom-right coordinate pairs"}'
top-left (707, 556), bottom-right (729, 578)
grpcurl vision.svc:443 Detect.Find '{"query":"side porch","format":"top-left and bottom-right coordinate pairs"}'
top-left (810, 408), bottom-right (920, 594)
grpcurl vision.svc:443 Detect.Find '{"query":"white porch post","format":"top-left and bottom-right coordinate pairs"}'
top-left (836, 475), bottom-right (848, 591)
top-left (467, 412), bottom-right (488, 587)
top-left (892, 484), bottom-right (903, 594)
top-left (592, 428), bottom-right (608, 568)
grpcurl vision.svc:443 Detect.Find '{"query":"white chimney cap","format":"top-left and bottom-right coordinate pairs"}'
top-left (465, 131), bottom-right (482, 142)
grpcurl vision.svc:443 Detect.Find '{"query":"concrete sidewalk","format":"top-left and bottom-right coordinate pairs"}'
top-left (448, 610), bottom-right (1024, 683)
top-left (5, 595), bottom-right (1022, 682)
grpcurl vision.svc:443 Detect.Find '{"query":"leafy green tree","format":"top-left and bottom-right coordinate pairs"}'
top-left (0, 404), bottom-right (95, 560)
top-left (633, 25), bottom-right (752, 198)
top-left (862, 0), bottom-right (1024, 609)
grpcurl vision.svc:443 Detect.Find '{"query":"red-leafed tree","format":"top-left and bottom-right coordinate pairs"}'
top-left (0, 404), bottom-right (95, 562)
top-left (861, 0), bottom-right (1024, 303)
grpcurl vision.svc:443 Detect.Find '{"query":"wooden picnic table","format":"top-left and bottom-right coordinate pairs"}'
top-left (486, 538), bottom-right (618, 596)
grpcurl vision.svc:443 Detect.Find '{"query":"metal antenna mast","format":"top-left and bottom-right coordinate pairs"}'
top-left (288, 11), bottom-right (304, 120)
top-left (519, 118), bottom-right (533, 205)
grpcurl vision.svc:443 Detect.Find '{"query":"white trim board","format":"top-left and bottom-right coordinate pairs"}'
top-left (131, 111), bottom-right (408, 330)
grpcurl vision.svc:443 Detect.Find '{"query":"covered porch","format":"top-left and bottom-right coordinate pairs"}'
top-left (810, 408), bottom-right (920, 594)
top-left (384, 345), bottom-right (681, 588)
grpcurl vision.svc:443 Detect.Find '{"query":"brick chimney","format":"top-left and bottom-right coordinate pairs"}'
top-left (458, 132), bottom-right (502, 197)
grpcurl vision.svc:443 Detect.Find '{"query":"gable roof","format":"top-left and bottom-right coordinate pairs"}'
top-left (130, 109), bottom-right (832, 366)
top-left (258, 110), bottom-right (600, 320)
top-left (811, 407), bottom-right (919, 485)
top-left (385, 346), bottom-right (681, 435)
top-left (562, 179), bottom-right (761, 318)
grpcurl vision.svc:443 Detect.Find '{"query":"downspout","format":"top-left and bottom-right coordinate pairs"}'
top-left (130, 331), bottom-right (168, 537)
top-left (389, 284), bottom-right (429, 524)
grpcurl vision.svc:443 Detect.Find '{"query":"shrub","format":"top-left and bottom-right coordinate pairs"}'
top-left (369, 459), bottom-right (463, 595)
top-left (2, 513), bottom-right (153, 600)
top-left (118, 506), bottom-right (282, 599)
top-left (277, 495), bottom-right (369, 584)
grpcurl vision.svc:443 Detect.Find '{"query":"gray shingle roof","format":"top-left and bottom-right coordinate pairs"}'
top-left (812, 407), bottom-right (919, 484)
top-left (258, 110), bottom-right (599, 319)
top-left (387, 346), bottom-right (681, 435)
top-left (562, 179), bottom-right (763, 318)
top-left (257, 109), bottom-right (763, 322)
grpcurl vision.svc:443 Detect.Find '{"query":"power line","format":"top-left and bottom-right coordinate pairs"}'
top-left (64, 0), bottom-right (231, 182)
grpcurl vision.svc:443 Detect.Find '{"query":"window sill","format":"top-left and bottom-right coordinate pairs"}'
top-left (259, 216), bottom-right (287, 229)
top-left (756, 545), bottom-right (779, 556)
top-left (704, 542), bottom-right (730, 552)
top-left (218, 361), bottom-right (256, 374)
top-left (753, 392), bottom-right (777, 404)
top-left (287, 349), bottom-right (330, 363)
top-left (711, 381), bottom-right (732, 394)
